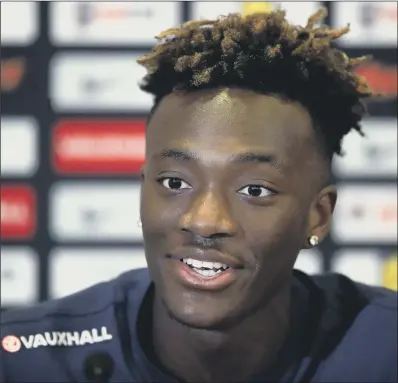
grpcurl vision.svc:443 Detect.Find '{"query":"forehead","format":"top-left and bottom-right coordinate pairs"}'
top-left (146, 88), bottom-right (316, 168)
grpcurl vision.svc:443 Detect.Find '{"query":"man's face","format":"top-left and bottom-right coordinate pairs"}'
top-left (141, 88), bottom-right (332, 329)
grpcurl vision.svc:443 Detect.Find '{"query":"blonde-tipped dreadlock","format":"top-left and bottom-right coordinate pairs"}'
top-left (137, 8), bottom-right (376, 159)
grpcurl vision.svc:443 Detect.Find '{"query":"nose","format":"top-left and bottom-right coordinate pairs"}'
top-left (179, 189), bottom-right (237, 239)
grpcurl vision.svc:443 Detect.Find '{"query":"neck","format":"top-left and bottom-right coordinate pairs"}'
top-left (152, 285), bottom-right (291, 382)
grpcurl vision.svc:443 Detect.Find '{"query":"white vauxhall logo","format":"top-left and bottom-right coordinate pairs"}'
top-left (1, 327), bottom-right (112, 353)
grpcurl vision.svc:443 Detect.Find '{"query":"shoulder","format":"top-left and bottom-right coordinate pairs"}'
top-left (0, 268), bottom-right (150, 382)
top-left (2, 281), bottom-right (115, 328)
top-left (1, 267), bottom-right (149, 327)
top-left (314, 272), bottom-right (397, 346)
top-left (348, 286), bottom-right (397, 354)
top-left (330, 291), bottom-right (396, 381)
top-left (310, 273), bottom-right (397, 381)
top-left (350, 286), bottom-right (397, 352)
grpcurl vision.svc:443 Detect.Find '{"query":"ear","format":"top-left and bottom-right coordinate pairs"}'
top-left (140, 165), bottom-right (146, 181)
top-left (305, 185), bottom-right (337, 248)
top-left (139, 166), bottom-right (145, 210)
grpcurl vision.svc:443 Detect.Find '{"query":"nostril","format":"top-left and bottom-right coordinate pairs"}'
top-left (210, 232), bottom-right (231, 239)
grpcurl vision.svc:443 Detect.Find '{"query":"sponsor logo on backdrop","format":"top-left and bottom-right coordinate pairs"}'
top-left (75, 2), bottom-right (153, 27)
top-left (0, 2), bottom-right (39, 46)
top-left (52, 120), bottom-right (146, 174)
top-left (0, 247), bottom-right (38, 305)
top-left (1, 117), bottom-right (38, 177)
top-left (294, 249), bottom-right (323, 275)
top-left (49, 182), bottom-right (142, 242)
top-left (2, 327), bottom-right (112, 352)
top-left (332, 2), bottom-right (397, 47)
top-left (192, 2), bottom-right (321, 27)
top-left (333, 119), bottom-right (398, 178)
top-left (49, 53), bottom-right (152, 112)
top-left (354, 62), bottom-right (397, 99)
top-left (332, 184), bottom-right (397, 243)
top-left (0, 186), bottom-right (36, 239)
top-left (382, 254), bottom-right (398, 291)
top-left (357, 2), bottom-right (397, 28)
top-left (241, 2), bottom-right (273, 16)
top-left (49, 2), bottom-right (181, 45)
top-left (0, 58), bottom-right (26, 93)
top-left (49, 248), bottom-right (147, 298)
top-left (331, 250), bottom-right (382, 286)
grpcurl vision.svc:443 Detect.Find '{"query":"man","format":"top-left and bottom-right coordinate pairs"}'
top-left (1, 8), bottom-right (397, 383)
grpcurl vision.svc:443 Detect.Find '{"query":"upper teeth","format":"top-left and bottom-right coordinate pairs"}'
top-left (183, 258), bottom-right (229, 269)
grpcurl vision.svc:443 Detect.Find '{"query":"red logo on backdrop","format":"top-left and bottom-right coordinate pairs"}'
top-left (0, 57), bottom-right (26, 93)
top-left (0, 185), bottom-right (36, 239)
top-left (52, 120), bottom-right (146, 174)
top-left (355, 62), bottom-right (397, 98)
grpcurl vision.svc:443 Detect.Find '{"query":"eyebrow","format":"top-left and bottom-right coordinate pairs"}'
top-left (157, 148), bottom-right (283, 171)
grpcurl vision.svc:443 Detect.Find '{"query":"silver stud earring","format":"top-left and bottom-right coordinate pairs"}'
top-left (308, 235), bottom-right (319, 247)
top-left (137, 217), bottom-right (142, 228)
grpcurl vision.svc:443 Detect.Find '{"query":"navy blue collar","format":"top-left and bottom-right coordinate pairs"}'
top-left (128, 270), bottom-right (311, 383)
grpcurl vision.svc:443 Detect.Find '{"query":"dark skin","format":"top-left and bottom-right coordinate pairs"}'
top-left (140, 88), bottom-right (337, 382)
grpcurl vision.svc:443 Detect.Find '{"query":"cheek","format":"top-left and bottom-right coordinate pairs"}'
top-left (246, 202), bottom-right (307, 266)
top-left (141, 183), bottom-right (171, 226)
top-left (140, 182), bottom-right (185, 245)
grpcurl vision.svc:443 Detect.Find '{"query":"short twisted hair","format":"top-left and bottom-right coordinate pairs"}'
top-left (137, 8), bottom-right (376, 160)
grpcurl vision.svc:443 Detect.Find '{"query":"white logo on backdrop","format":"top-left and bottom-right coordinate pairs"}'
top-left (49, 53), bottom-right (152, 112)
top-left (49, 2), bottom-right (181, 45)
top-left (333, 119), bottom-right (398, 178)
top-left (0, 2), bottom-right (39, 46)
top-left (331, 249), bottom-right (384, 286)
top-left (1, 117), bottom-right (39, 177)
top-left (49, 247), bottom-right (147, 298)
top-left (1, 247), bottom-right (39, 305)
top-left (49, 182), bottom-right (142, 242)
top-left (192, 2), bottom-right (322, 27)
top-left (332, 184), bottom-right (398, 243)
top-left (331, 2), bottom-right (397, 47)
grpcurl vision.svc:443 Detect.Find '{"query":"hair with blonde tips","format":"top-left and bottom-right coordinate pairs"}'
top-left (137, 8), bottom-right (377, 159)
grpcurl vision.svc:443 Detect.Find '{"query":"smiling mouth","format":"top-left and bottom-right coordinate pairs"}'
top-left (180, 258), bottom-right (230, 278)
top-left (167, 252), bottom-right (239, 290)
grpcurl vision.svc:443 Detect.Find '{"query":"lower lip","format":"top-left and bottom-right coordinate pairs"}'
top-left (173, 260), bottom-right (238, 291)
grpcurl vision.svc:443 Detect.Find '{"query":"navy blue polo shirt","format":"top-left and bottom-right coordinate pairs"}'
top-left (1, 268), bottom-right (397, 382)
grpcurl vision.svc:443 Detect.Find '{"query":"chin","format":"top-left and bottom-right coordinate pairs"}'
top-left (161, 292), bottom-right (243, 331)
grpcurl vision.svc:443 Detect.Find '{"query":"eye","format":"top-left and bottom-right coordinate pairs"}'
top-left (238, 185), bottom-right (275, 198)
top-left (160, 177), bottom-right (191, 190)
